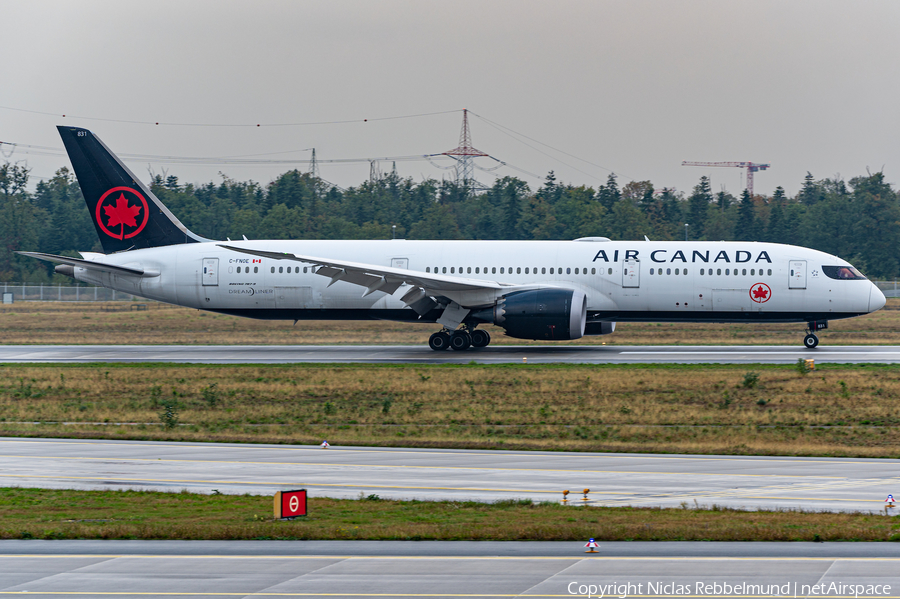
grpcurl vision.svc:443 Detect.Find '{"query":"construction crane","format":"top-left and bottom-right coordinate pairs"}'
top-left (682, 161), bottom-right (770, 196)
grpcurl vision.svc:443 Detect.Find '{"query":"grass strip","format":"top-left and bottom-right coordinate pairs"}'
top-left (1, 363), bottom-right (900, 457)
top-left (2, 488), bottom-right (898, 542)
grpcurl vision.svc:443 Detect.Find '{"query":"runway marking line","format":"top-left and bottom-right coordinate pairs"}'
top-left (0, 473), bottom-right (625, 496)
top-left (0, 591), bottom-right (898, 598)
top-left (0, 454), bottom-right (866, 481)
top-left (4, 438), bottom-right (899, 469)
top-left (4, 555), bottom-right (900, 562)
top-left (1, 595), bottom-right (899, 599)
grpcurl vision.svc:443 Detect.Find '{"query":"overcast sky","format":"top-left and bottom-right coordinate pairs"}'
top-left (2, 0), bottom-right (899, 197)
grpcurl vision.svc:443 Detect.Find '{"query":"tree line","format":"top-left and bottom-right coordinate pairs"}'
top-left (2, 161), bottom-right (899, 282)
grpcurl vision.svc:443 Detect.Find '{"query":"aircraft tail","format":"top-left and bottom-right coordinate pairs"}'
top-left (57, 126), bottom-right (207, 254)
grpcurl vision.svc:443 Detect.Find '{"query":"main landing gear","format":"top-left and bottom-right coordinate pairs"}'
top-left (803, 333), bottom-right (819, 349)
top-left (428, 328), bottom-right (491, 351)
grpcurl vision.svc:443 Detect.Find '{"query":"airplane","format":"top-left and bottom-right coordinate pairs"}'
top-left (18, 126), bottom-right (886, 351)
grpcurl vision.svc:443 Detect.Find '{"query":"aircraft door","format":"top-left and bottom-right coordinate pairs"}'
top-left (789, 260), bottom-right (807, 289)
top-left (391, 258), bottom-right (409, 270)
top-left (202, 258), bottom-right (218, 286)
top-left (622, 258), bottom-right (640, 288)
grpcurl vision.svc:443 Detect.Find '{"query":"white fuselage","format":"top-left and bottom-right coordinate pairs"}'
top-left (71, 239), bottom-right (884, 324)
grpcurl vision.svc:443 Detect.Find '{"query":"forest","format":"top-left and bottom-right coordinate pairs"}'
top-left (2, 161), bottom-right (898, 281)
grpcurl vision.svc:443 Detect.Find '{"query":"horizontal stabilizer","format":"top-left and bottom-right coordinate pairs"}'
top-left (16, 251), bottom-right (155, 277)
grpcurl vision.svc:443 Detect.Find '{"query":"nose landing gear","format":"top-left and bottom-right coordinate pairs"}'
top-left (803, 320), bottom-right (827, 349)
top-left (428, 328), bottom-right (491, 351)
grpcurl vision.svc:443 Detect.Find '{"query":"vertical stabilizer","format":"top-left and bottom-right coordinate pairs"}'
top-left (57, 126), bottom-right (207, 253)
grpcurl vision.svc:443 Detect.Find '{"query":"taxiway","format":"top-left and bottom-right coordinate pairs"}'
top-left (2, 541), bottom-right (900, 598)
top-left (2, 438), bottom-right (898, 513)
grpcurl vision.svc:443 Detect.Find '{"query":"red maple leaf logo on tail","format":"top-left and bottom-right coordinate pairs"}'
top-left (103, 193), bottom-right (142, 238)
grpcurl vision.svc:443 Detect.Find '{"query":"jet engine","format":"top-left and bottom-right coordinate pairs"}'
top-left (584, 321), bottom-right (616, 335)
top-left (475, 289), bottom-right (586, 340)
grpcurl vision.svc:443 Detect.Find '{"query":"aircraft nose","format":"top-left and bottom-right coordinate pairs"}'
top-left (869, 283), bottom-right (886, 312)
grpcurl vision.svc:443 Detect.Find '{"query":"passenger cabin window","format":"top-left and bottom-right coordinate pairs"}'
top-left (254, 267), bottom-right (259, 273)
top-left (823, 265), bottom-right (867, 280)
top-left (271, 267), bottom-right (275, 273)
top-left (542, 267), bottom-right (546, 274)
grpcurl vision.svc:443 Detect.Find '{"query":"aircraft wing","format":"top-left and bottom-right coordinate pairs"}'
top-left (17, 251), bottom-right (152, 277)
top-left (217, 245), bottom-right (506, 301)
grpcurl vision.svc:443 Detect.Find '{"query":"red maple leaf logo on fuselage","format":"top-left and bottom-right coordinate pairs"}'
top-left (750, 283), bottom-right (772, 303)
top-left (103, 193), bottom-right (142, 239)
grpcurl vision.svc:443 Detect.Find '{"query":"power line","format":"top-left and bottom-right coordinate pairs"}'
top-left (468, 111), bottom-right (632, 183)
top-left (0, 142), bottom-right (453, 167)
top-left (0, 105), bottom-right (462, 128)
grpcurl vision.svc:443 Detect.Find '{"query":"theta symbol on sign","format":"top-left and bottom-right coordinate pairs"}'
top-left (289, 495), bottom-right (299, 512)
top-left (750, 283), bottom-right (772, 303)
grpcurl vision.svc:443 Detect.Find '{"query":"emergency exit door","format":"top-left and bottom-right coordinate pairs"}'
top-left (202, 258), bottom-right (218, 286)
top-left (789, 260), bottom-right (806, 289)
top-left (622, 258), bottom-right (640, 288)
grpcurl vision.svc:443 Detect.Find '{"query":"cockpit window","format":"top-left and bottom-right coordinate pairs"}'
top-left (822, 265), bottom-right (867, 280)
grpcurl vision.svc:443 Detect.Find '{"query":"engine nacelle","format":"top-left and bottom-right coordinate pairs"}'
top-left (584, 321), bottom-right (616, 335)
top-left (481, 289), bottom-right (586, 340)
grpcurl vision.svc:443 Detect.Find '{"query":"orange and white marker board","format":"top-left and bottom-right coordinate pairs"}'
top-left (274, 489), bottom-right (307, 518)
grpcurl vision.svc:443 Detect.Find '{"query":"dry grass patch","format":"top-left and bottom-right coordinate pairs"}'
top-left (1, 299), bottom-right (899, 345)
top-left (2, 488), bottom-right (898, 541)
top-left (1, 363), bottom-right (900, 456)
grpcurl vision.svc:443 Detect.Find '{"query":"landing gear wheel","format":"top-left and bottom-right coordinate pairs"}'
top-left (449, 331), bottom-right (472, 351)
top-left (429, 332), bottom-right (451, 351)
top-left (804, 333), bottom-right (819, 349)
top-left (470, 329), bottom-right (491, 348)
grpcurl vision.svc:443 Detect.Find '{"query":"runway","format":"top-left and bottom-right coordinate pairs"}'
top-left (2, 344), bottom-right (900, 363)
top-left (2, 541), bottom-right (900, 598)
top-left (3, 438), bottom-right (899, 513)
